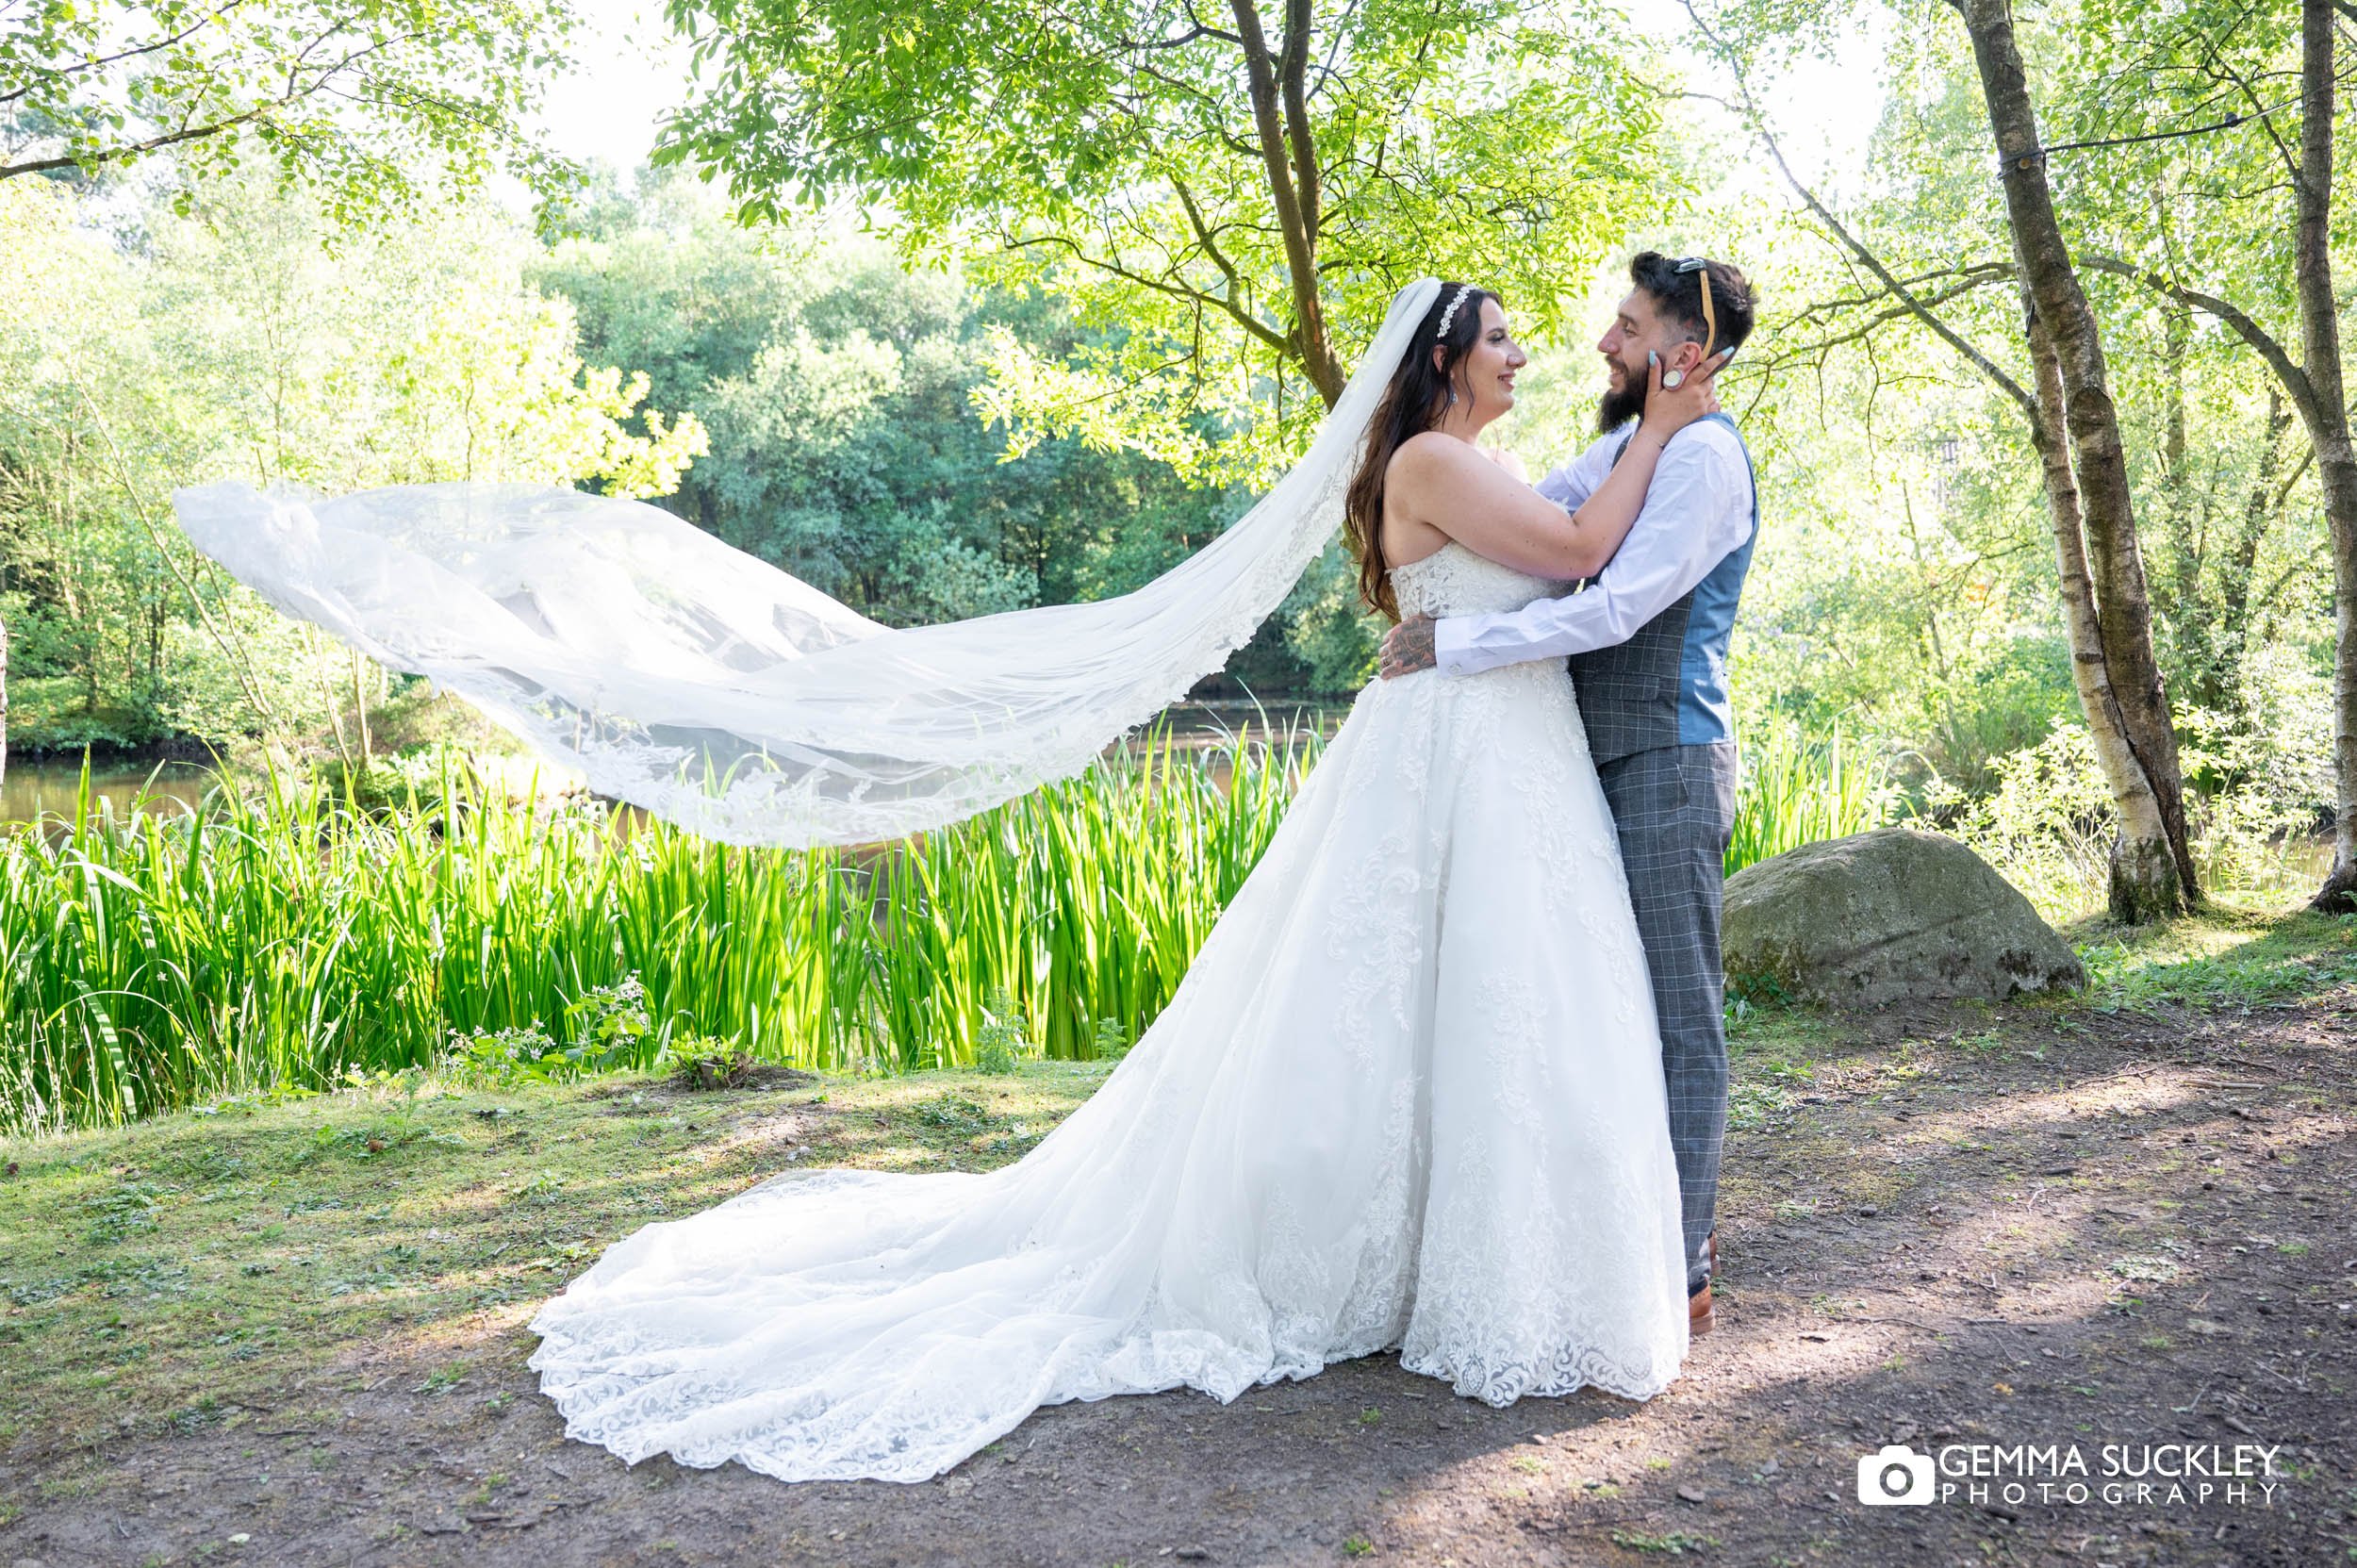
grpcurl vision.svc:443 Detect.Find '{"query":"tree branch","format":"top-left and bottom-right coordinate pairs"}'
top-left (1676, 2), bottom-right (2040, 424)
top-left (0, 105), bottom-right (264, 178)
top-left (1228, 0), bottom-right (1341, 403)
top-left (0, 0), bottom-right (250, 107)
top-left (1755, 269), bottom-right (2021, 373)
top-left (1, 26), bottom-right (423, 181)
top-left (996, 228), bottom-right (1292, 357)
top-left (1167, 175), bottom-right (1294, 355)
top-left (1277, 0), bottom-right (1321, 248)
top-left (2076, 254), bottom-right (2323, 434)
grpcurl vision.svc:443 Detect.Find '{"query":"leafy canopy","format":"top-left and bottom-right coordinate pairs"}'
top-left (1, 0), bottom-right (583, 218)
top-left (654, 0), bottom-right (1673, 481)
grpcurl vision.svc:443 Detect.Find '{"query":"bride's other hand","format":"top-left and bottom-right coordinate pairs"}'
top-left (1638, 346), bottom-right (1733, 441)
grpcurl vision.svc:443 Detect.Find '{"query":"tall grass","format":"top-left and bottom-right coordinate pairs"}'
top-left (0, 727), bottom-right (1319, 1135)
top-left (1725, 727), bottom-right (1892, 877)
top-left (5, 717), bottom-right (1876, 1136)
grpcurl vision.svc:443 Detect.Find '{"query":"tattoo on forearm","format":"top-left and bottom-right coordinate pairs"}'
top-left (1381, 618), bottom-right (1436, 678)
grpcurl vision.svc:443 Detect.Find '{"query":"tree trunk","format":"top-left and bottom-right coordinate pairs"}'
top-left (1229, 0), bottom-right (1344, 407)
top-left (2024, 303), bottom-right (2184, 919)
top-left (2156, 305), bottom-right (2233, 713)
top-left (2295, 0), bottom-right (2357, 911)
top-left (2161, 305), bottom-right (2195, 613)
top-left (1955, 0), bottom-right (2198, 920)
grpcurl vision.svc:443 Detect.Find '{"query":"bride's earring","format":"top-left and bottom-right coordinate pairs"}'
top-left (1447, 387), bottom-right (1459, 406)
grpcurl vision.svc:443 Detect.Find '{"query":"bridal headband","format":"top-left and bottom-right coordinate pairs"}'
top-left (1435, 283), bottom-right (1476, 338)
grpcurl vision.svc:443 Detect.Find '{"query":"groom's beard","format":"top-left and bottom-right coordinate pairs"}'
top-left (1596, 361), bottom-right (1646, 435)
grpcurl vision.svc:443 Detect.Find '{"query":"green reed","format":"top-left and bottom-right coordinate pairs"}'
top-left (0, 724), bottom-right (1322, 1135)
top-left (1725, 725), bottom-right (1893, 877)
top-left (5, 713), bottom-right (1875, 1136)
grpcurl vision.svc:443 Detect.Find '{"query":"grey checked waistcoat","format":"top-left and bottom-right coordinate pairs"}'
top-left (1566, 412), bottom-right (1759, 764)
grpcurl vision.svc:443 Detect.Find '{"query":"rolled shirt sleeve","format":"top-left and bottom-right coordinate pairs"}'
top-left (1432, 422), bottom-right (1754, 678)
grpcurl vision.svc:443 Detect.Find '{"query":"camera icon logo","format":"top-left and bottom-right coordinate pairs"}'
top-left (1856, 1444), bottom-right (1936, 1506)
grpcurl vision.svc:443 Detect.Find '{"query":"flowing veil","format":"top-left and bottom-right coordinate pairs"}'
top-left (170, 277), bottom-right (1445, 847)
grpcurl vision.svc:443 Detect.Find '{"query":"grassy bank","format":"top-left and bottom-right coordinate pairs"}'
top-left (0, 1053), bottom-right (1120, 1461)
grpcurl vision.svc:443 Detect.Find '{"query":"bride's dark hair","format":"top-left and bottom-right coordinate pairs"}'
top-left (1342, 281), bottom-right (1497, 621)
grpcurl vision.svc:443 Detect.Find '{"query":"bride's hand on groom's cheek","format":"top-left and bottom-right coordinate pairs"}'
top-left (1379, 616), bottom-right (1437, 681)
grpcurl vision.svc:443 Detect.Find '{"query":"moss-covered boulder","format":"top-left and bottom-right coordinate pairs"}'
top-left (1723, 827), bottom-right (2084, 1007)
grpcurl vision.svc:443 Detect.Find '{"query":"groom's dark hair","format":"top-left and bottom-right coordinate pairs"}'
top-left (1628, 252), bottom-right (1755, 359)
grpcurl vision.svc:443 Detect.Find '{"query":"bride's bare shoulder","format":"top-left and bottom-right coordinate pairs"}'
top-left (1390, 430), bottom-right (1473, 469)
top-left (1386, 431), bottom-right (1479, 496)
top-left (1380, 439), bottom-right (1459, 569)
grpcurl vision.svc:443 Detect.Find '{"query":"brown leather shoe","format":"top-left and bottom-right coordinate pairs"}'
top-left (1688, 1232), bottom-right (1719, 1335)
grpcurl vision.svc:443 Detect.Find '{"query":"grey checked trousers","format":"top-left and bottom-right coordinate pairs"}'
top-left (1595, 740), bottom-right (1737, 1297)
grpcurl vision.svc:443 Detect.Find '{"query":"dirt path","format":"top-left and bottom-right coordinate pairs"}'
top-left (3, 925), bottom-right (2352, 1566)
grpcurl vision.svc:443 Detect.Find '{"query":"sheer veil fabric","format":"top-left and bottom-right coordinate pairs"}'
top-left (168, 278), bottom-right (1447, 848)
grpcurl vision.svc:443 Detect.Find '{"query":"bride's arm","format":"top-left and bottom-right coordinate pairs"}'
top-left (1392, 350), bottom-right (1728, 582)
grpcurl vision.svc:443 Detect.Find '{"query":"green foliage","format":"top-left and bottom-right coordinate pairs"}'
top-left (1276, 543), bottom-right (1385, 697)
top-left (973, 990), bottom-right (1030, 1077)
top-left (2, 0), bottom-right (583, 217)
top-left (443, 977), bottom-right (652, 1087)
top-left (0, 703), bottom-right (1958, 1135)
top-left (0, 173), bottom-right (710, 754)
top-left (443, 1024), bottom-right (565, 1090)
top-left (3, 0), bottom-right (2343, 1058)
top-left (1727, 727), bottom-right (1896, 877)
top-left (658, 0), bottom-right (1671, 481)
top-left (1090, 1016), bottom-right (1131, 1063)
top-left (1937, 709), bottom-right (2328, 924)
top-left (1670, 0), bottom-right (2336, 914)
top-left (1937, 721), bottom-right (2119, 921)
top-left (560, 976), bottom-right (654, 1074)
top-left (532, 190), bottom-right (1325, 685)
top-left (0, 728), bottom-right (1317, 1134)
top-left (2173, 695), bottom-right (2333, 901)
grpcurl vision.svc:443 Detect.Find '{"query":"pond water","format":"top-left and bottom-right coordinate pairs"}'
top-left (2, 756), bottom-right (223, 826)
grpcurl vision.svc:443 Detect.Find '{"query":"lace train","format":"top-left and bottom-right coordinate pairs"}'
top-left (525, 540), bottom-right (1690, 1482)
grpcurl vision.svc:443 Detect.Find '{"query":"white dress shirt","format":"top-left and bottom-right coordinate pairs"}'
top-left (1432, 419), bottom-right (1755, 677)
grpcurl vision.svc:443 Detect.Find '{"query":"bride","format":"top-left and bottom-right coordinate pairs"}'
top-left (517, 281), bottom-right (1730, 1483)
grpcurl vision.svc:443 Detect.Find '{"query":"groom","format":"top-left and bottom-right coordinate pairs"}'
top-left (1377, 252), bottom-right (1758, 1336)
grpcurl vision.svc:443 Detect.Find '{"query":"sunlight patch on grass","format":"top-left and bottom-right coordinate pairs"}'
top-left (2074, 908), bottom-right (2356, 1014)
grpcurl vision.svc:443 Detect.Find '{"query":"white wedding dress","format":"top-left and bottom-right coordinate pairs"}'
top-left (525, 538), bottom-right (1691, 1483)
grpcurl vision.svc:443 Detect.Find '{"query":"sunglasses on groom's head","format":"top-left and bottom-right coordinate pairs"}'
top-left (1653, 257), bottom-right (1737, 389)
top-left (1673, 256), bottom-right (1721, 363)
